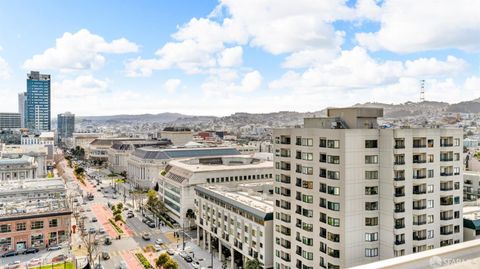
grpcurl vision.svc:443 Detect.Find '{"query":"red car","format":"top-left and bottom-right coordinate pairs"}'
top-left (51, 254), bottom-right (66, 263)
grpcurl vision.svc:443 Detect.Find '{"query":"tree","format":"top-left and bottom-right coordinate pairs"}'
top-left (80, 232), bottom-right (100, 267)
top-left (154, 182), bottom-right (159, 192)
top-left (155, 253), bottom-right (170, 268)
top-left (244, 259), bottom-right (263, 269)
top-left (163, 259), bottom-right (179, 269)
top-left (117, 202), bottom-right (124, 211)
top-left (114, 213), bottom-right (123, 222)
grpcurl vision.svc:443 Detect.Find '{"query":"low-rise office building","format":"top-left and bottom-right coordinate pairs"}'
top-left (72, 133), bottom-right (103, 149)
top-left (0, 155), bottom-right (38, 182)
top-left (158, 155), bottom-right (273, 225)
top-left (21, 132), bottom-right (55, 145)
top-left (159, 127), bottom-right (193, 146)
top-left (128, 147), bottom-right (241, 190)
top-left (107, 140), bottom-right (171, 174)
top-left (0, 178), bottom-right (71, 253)
top-left (195, 182), bottom-right (274, 269)
top-left (86, 137), bottom-right (144, 163)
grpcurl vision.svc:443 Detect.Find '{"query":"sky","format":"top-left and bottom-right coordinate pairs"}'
top-left (0, 0), bottom-right (479, 116)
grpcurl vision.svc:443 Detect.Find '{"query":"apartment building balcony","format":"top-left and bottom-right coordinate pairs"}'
top-left (280, 150), bottom-right (291, 158)
top-left (440, 230), bottom-right (453, 235)
top-left (440, 185), bottom-right (454, 191)
top-left (394, 160), bottom-right (406, 165)
top-left (413, 188), bottom-right (427, 195)
top-left (413, 175), bottom-right (427, 179)
top-left (441, 172), bottom-right (453, 177)
top-left (394, 192), bottom-right (405, 197)
top-left (395, 207), bottom-right (405, 213)
top-left (280, 204), bottom-right (291, 210)
top-left (280, 176), bottom-right (291, 184)
top-left (395, 240), bottom-right (405, 245)
top-left (395, 223), bottom-right (405, 229)
top-left (394, 176), bottom-right (405, 181)
top-left (280, 255), bottom-right (291, 262)
top-left (440, 156), bottom-right (454, 162)
top-left (413, 138), bottom-right (427, 148)
top-left (413, 159), bottom-right (427, 164)
top-left (440, 215), bottom-right (454, 221)
top-left (280, 241), bottom-right (291, 249)
top-left (280, 190), bottom-right (291, 197)
top-left (440, 141), bottom-right (454, 147)
top-left (280, 162), bottom-right (291, 171)
top-left (413, 205), bottom-right (427, 210)
top-left (413, 235), bottom-right (427, 241)
top-left (440, 197), bottom-right (454, 206)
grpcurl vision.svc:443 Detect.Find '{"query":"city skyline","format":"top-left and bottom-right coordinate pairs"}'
top-left (0, 0), bottom-right (479, 117)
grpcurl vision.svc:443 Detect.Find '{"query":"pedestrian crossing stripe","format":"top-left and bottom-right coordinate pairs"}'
top-left (108, 248), bottom-right (143, 256)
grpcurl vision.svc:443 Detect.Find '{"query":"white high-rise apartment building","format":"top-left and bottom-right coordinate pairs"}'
top-left (272, 107), bottom-right (463, 269)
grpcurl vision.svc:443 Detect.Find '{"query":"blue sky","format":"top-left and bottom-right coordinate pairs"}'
top-left (0, 0), bottom-right (479, 116)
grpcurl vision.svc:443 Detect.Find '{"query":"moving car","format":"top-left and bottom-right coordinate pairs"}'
top-left (5, 261), bottom-right (20, 269)
top-left (148, 222), bottom-right (155, 228)
top-left (102, 251), bottom-right (110, 260)
top-left (191, 261), bottom-right (201, 268)
top-left (153, 244), bottom-right (162, 252)
top-left (167, 249), bottom-right (175, 255)
top-left (178, 251), bottom-right (188, 258)
top-left (88, 227), bottom-right (96, 234)
top-left (91, 217), bottom-right (97, 222)
top-left (118, 261), bottom-right (128, 269)
top-left (127, 212), bottom-right (134, 218)
top-left (28, 258), bottom-right (42, 266)
top-left (51, 254), bottom-right (66, 263)
top-left (99, 228), bottom-right (106, 234)
top-left (184, 255), bottom-right (193, 263)
top-left (142, 233), bottom-right (151, 240)
top-left (104, 237), bottom-right (112, 245)
top-left (155, 238), bottom-right (163, 245)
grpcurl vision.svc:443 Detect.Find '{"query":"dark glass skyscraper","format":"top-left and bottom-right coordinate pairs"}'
top-left (57, 112), bottom-right (75, 145)
top-left (26, 71), bottom-right (51, 131)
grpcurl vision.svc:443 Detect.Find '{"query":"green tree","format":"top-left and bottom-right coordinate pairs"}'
top-left (114, 213), bottom-right (123, 222)
top-left (163, 259), bottom-right (179, 269)
top-left (245, 259), bottom-right (263, 269)
top-left (117, 203), bottom-right (124, 211)
top-left (155, 253), bottom-right (170, 268)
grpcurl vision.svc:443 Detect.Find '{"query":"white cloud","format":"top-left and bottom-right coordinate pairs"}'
top-left (217, 46), bottom-right (243, 67)
top-left (24, 29), bottom-right (138, 72)
top-left (164, 79), bottom-right (182, 93)
top-left (356, 0), bottom-right (480, 53)
top-left (0, 56), bottom-right (10, 79)
top-left (202, 70), bottom-right (262, 95)
top-left (270, 47), bottom-right (468, 93)
top-left (53, 75), bottom-right (109, 98)
top-left (125, 0), bottom-right (381, 76)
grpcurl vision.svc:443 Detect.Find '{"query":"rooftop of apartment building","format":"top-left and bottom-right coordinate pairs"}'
top-left (463, 206), bottom-right (480, 231)
top-left (297, 107), bottom-right (462, 130)
top-left (351, 238), bottom-right (480, 269)
top-left (90, 137), bottom-right (146, 146)
top-left (195, 181), bottom-right (274, 220)
top-left (0, 177), bottom-right (65, 193)
top-left (1, 144), bottom-right (48, 155)
top-left (132, 146), bottom-right (241, 160)
top-left (169, 155), bottom-right (273, 173)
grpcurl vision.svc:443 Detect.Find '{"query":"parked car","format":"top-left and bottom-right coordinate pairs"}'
top-left (153, 244), bottom-right (162, 252)
top-left (88, 227), bottom-right (96, 234)
top-left (127, 212), bottom-right (134, 218)
top-left (91, 217), bottom-right (97, 222)
top-left (167, 249), bottom-right (175, 255)
top-left (102, 251), bottom-right (110, 260)
top-left (51, 254), bottom-right (66, 263)
top-left (28, 258), bottom-right (41, 266)
top-left (99, 228), bottom-right (106, 234)
top-left (178, 251), bottom-right (188, 258)
top-left (2, 250), bottom-right (18, 257)
top-left (148, 222), bottom-right (155, 228)
top-left (191, 261), bottom-right (201, 268)
top-left (118, 261), bottom-right (128, 269)
top-left (142, 233), bottom-right (151, 240)
top-left (47, 245), bottom-right (62, 251)
top-left (23, 247), bottom-right (39, 254)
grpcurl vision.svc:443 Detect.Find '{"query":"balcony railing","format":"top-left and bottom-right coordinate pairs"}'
top-left (395, 240), bottom-right (405, 245)
top-left (413, 220), bottom-right (427, 225)
top-left (413, 190), bottom-right (427, 195)
top-left (395, 208), bottom-right (405, 213)
top-left (394, 192), bottom-right (405, 197)
top-left (440, 158), bottom-right (453, 162)
top-left (440, 186), bottom-right (453, 191)
top-left (441, 143), bottom-right (453, 147)
top-left (394, 144), bottom-right (405, 149)
top-left (440, 215), bottom-right (454, 221)
top-left (441, 172), bottom-right (453, 177)
top-left (440, 230), bottom-right (453, 235)
top-left (394, 176), bottom-right (405, 181)
top-left (413, 235), bottom-right (427, 240)
top-left (413, 205), bottom-right (427, 210)
top-left (413, 159), bottom-right (427, 164)
top-left (395, 224), bottom-right (405, 229)
top-left (394, 161), bottom-right (405, 165)
top-left (413, 175), bottom-right (426, 179)
top-left (413, 144), bottom-right (426, 148)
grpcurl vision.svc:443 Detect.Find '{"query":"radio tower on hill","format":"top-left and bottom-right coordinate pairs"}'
top-left (420, 79), bottom-right (425, 102)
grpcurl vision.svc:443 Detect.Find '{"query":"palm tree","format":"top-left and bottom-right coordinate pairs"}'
top-left (155, 253), bottom-right (170, 268)
top-left (244, 258), bottom-right (263, 269)
top-left (163, 259), bottom-right (179, 269)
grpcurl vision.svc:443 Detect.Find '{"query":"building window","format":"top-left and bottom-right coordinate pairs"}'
top-left (49, 219), bottom-right (58, 228)
top-left (427, 200), bottom-right (434, 209)
top-left (319, 138), bottom-right (327, 148)
top-left (365, 155), bottom-right (378, 164)
top-left (0, 224), bottom-right (11, 233)
top-left (428, 230), bottom-right (434, 239)
top-left (327, 202), bottom-right (340, 211)
top-left (428, 184), bottom-right (434, 193)
top-left (327, 140), bottom-right (340, 149)
top-left (365, 248), bottom-right (378, 257)
top-left (365, 140), bottom-right (378, 148)
top-left (365, 171), bottom-right (378, 180)
top-left (365, 232), bottom-right (378, 242)
top-left (365, 217), bottom-right (378, 226)
top-left (327, 186), bottom-right (340, 196)
top-left (16, 223), bottom-right (26, 231)
top-left (454, 138), bottom-right (460, 146)
top-left (302, 195), bottom-right (313, 204)
top-left (428, 169), bottom-right (434, 178)
top-left (327, 217), bottom-right (340, 227)
top-left (31, 221), bottom-right (44, 230)
top-left (365, 186), bottom-right (378, 195)
top-left (365, 202), bottom-right (378, 211)
top-left (327, 155), bottom-right (340, 164)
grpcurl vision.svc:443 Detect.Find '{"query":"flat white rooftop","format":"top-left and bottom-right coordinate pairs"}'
top-left (172, 155), bottom-right (273, 173)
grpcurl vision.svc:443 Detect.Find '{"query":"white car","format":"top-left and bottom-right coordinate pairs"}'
top-left (191, 261), bottom-right (201, 268)
top-left (119, 261), bottom-right (128, 269)
top-left (153, 244), bottom-right (162, 252)
top-left (47, 245), bottom-right (62, 251)
top-left (155, 238), bottom-right (163, 245)
top-left (29, 258), bottom-right (42, 266)
top-left (179, 251), bottom-right (188, 258)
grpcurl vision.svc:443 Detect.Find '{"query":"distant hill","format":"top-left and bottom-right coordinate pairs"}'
top-left (447, 98), bottom-right (480, 113)
top-left (355, 101), bottom-right (449, 118)
top-left (80, 112), bottom-right (196, 123)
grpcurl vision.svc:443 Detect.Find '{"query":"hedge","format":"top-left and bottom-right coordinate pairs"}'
top-left (135, 252), bottom-right (153, 269)
top-left (108, 218), bottom-right (124, 234)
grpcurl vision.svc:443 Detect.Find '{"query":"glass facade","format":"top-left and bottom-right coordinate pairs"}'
top-left (26, 71), bottom-right (51, 131)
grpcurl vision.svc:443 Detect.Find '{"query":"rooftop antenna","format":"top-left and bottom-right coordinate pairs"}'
top-left (420, 79), bottom-right (425, 102)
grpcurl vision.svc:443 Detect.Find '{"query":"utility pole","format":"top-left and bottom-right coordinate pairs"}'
top-left (182, 220), bottom-right (185, 250)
